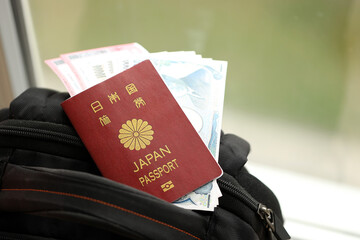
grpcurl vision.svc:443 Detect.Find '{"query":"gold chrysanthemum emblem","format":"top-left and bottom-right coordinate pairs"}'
top-left (118, 119), bottom-right (154, 151)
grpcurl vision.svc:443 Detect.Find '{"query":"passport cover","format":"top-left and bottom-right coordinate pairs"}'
top-left (61, 60), bottom-right (223, 202)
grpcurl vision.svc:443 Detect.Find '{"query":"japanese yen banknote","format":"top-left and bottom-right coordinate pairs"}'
top-left (46, 43), bottom-right (227, 211)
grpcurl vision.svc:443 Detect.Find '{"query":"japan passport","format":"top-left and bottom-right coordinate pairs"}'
top-left (61, 60), bottom-right (223, 202)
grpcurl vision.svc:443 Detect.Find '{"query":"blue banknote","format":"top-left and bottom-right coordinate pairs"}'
top-left (147, 57), bottom-right (227, 210)
top-left (151, 58), bottom-right (226, 158)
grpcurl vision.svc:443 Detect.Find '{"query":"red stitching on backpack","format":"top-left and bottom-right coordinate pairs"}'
top-left (1, 188), bottom-right (201, 240)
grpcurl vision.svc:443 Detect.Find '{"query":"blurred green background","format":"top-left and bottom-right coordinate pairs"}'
top-left (25, 0), bottom-right (360, 187)
top-left (29, 0), bottom-right (357, 132)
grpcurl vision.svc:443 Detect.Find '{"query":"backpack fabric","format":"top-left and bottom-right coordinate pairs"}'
top-left (0, 88), bottom-right (290, 240)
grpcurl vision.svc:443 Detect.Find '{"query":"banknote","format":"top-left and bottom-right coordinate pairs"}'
top-left (148, 57), bottom-right (227, 161)
top-left (45, 58), bottom-right (84, 96)
top-left (60, 43), bottom-right (149, 90)
top-left (146, 57), bottom-right (227, 210)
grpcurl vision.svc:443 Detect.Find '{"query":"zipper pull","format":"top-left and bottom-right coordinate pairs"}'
top-left (257, 204), bottom-right (291, 240)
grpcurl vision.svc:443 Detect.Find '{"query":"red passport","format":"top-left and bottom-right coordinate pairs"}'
top-left (61, 60), bottom-right (223, 202)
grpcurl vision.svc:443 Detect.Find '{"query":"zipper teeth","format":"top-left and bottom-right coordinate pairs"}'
top-left (218, 178), bottom-right (259, 211)
top-left (0, 126), bottom-right (82, 146)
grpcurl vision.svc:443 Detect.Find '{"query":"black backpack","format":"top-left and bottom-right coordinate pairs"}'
top-left (0, 88), bottom-right (290, 240)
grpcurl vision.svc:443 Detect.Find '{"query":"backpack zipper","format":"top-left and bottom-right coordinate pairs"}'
top-left (217, 178), bottom-right (290, 240)
top-left (0, 125), bottom-right (82, 146)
